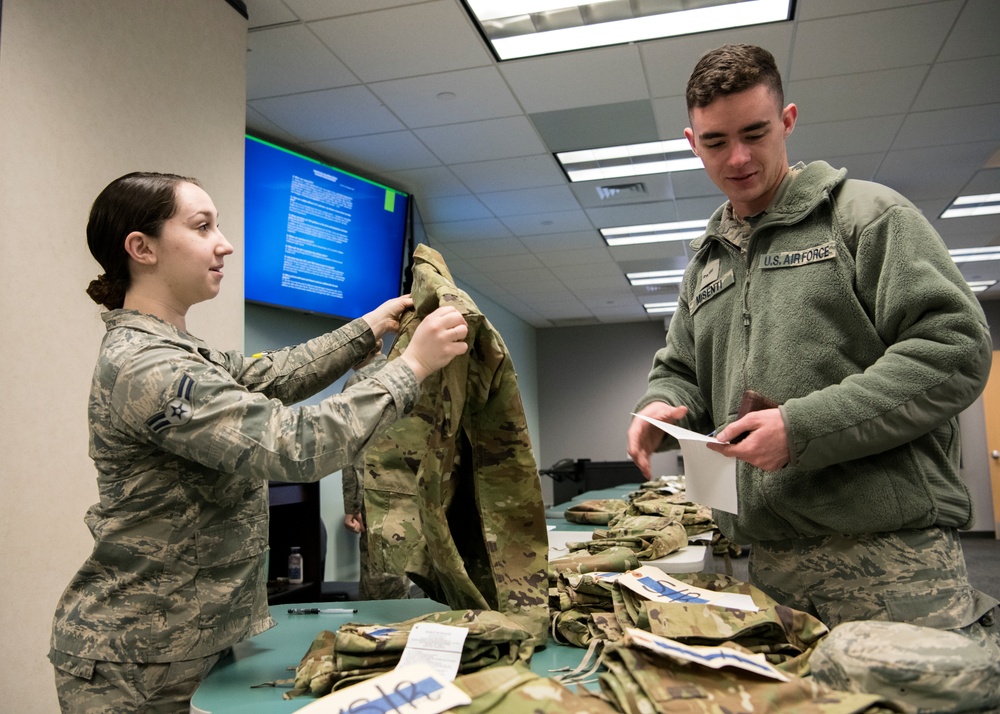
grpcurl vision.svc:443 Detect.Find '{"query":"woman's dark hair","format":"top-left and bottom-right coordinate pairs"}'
top-left (85, 171), bottom-right (200, 310)
top-left (686, 44), bottom-right (784, 114)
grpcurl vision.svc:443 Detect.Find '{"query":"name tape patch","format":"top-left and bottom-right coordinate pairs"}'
top-left (761, 242), bottom-right (836, 269)
top-left (690, 269), bottom-right (735, 314)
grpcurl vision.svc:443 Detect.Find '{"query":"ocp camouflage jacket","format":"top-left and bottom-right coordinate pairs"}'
top-left (637, 160), bottom-right (992, 543)
top-left (51, 310), bottom-right (418, 665)
top-left (364, 245), bottom-right (550, 645)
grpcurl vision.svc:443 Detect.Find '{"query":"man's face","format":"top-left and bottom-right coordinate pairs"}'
top-left (685, 84), bottom-right (797, 219)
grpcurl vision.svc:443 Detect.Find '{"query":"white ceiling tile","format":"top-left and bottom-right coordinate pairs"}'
top-left (465, 253), bottom-right (546, 273)
top-left (500, 44), bottom-right (648, 113)
top-left (309, 131), bottom-right (440, 174)
top-left (585, 202), bottom-right (683, 228)
top-left (370, 68), bottom-right (522, 128)
top-left (415, 116), bottom-right (548, 164)
top-left (936, 0), bottom-right (1000, 62)
top-left (789, 67), bottom-right (926, 124)
top-left (790, 3), bottom-right (961, 80)
top-left (424, 217), bottom-right (514, 242)
top-left (249, 86), bottom-right (405, 141)
top-left (244, 0), bottom-right (297, 28)
top-left (417, 194), bottom-right (493, 223)
top-left (894, 104), bottom-right (1000, 150)
top-left (822, 152), bottom-right (888, 183)
top-left (247, 25), bottom-right (358, 100)
top-left (912, 56), bottom-right (1000, 112)
top-left (875, 141), bottom-right (998, 201)
top-left (795, 0), bottom-right (937, 21)
top-left (535, 247), bottom-right (613, 268)
top-left (477, 185), bottom-right (581, 217)
top-left (450, 155), bottom-right (566, 193)
top-left (308, 1), bottom-right (491, 83)
top-left (500, 209), bottom-right (595, 237)
top-left (519, 231), bottom-right (605, 253)
top-left (550, 262), bottom-right (629, 282)
top-left (611, 241), bottom-right (693, 265)
top-left (650, 96), bottom-right (690, 141)
top-left (283, 0), bottom-right (415, 21)
top-left (790, 115), bottom-right (906, 162)
top-left (640, 23), bottom-right (795, 99)
top-left (393, 166), bottom-right (469, 199)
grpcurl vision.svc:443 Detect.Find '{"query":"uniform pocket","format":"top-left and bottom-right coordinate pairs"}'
top-left (193, 513), bottom-right (268, 630)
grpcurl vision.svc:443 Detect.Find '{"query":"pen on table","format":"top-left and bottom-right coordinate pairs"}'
top-left (287, 608), bottom-right (357, 615)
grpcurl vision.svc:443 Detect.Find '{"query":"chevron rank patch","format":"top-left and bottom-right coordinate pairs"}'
top-left (146, 374), bottom-right (195, 433)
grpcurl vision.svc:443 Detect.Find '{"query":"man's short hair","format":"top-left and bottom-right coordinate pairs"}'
top-left (686, 44), bottom-right (784, 113)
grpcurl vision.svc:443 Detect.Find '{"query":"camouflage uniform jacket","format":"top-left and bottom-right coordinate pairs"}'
top-left (363, 245), bottom-right (550, 645)
top-left (636, 160), bottom-right (992, 543)
top-left (50, 310), bottom-right (418, 664)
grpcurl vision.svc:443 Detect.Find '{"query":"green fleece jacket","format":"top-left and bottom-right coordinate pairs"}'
top-left (637, 161), bottom-right (991, 543)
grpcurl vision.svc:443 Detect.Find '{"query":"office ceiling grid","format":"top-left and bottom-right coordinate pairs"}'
top-left (244, 0), bottom-right (1000, 327)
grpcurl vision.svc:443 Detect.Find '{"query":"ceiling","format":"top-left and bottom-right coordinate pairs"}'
top-left (243, 0), bottom-right (1000, 328)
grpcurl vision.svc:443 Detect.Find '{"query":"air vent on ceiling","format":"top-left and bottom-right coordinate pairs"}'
top-left (596, 182), bottom-right (647, 200)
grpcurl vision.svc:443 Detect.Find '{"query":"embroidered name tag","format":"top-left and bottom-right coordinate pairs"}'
top-left (761, 242), bottom-right (836, 269)
top-left (690, 269), bottom-right (735, 314)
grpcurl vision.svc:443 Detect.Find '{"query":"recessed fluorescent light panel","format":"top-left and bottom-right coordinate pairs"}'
top-left (949, 247), bottom-right (1000, 263)
top-left (602, 219), bottom-right (708, 247)
top-left (967, 280), bottom-right (997, 293)
top-left (941, 193), bottom-right (1000, 219)
top-left (627, 268), bottom-right (687, 286)
top-left (463, 0), bottom-right (795, 60)
top-left (644, 301), bottom-right (679, 315)
top-left (558, 139), bottom-right (701, 182)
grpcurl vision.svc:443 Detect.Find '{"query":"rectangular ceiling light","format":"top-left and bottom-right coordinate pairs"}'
top-left (644, 301), bottom-right (679, 315)
top-left (949, 247), bottom-right (1000, 263)
top-left (602, 219), bottom-right (708, 247)
top-left (464, 0), bottom-right (795, 60)
top-left (558, 139), bottom-right (701, 182)
top-left (627, 268), bottom-right (687, 287)
top-left (967, 280), bottom-right (997, 293)
top-left (941, 193), bottom-right (1000, 219)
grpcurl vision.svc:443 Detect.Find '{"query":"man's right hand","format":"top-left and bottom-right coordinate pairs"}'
top-left (626, 402), bottom-right (688, 480)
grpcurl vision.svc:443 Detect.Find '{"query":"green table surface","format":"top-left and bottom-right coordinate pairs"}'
top-left (190, 600), bottom-right (592, 714)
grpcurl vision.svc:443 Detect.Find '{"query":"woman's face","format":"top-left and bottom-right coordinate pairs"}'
top-left (154, 181), bottom-right (233, 308)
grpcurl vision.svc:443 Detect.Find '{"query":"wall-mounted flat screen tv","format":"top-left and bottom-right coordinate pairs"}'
top-left (244, 135), bottom-right (410, 320)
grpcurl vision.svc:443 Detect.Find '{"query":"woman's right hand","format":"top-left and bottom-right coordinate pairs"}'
top-left (399, 306), bottom-right (469, 382)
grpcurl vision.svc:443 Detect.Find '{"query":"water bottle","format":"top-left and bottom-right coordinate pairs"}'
top-left (287, 546), bottom-right (303, 584)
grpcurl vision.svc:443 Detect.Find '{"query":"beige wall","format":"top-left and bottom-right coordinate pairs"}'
top-left (0, 1), bottom-right (246, 709)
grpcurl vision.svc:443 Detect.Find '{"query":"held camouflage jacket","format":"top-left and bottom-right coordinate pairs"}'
top-left (363, 245), bottom-right (550, 646)
top-left (636, 160), bottom-right (992, 543)
top-left (51, 310), bottom-right (418, 664)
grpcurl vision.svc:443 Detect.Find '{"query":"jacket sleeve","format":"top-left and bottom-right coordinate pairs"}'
top-left (635, 291), bottom-right (714, 442)
top-left (782, 198), bottom-right (992, 469)
top-left (215, 318), bottom-right (378, 405)
top-left (109, 346), bottom-right (419, 483)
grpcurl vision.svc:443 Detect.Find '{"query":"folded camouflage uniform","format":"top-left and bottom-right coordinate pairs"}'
top-left (569, 514), bottom-right (688, 560)
top-left (563, 499), bottom-right (630, 525)
top-left (613, 571), bottom-right (829, 677)
top-left (628, 489), bottom-right (743, 556)
top-left (284, 609), bottom-right (534, 699)
top-left (452, 662), bottom-right (618, 713)
top-left (599, 632), bottom-right (905, 714)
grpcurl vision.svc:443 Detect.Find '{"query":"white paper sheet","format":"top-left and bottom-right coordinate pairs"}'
top-left (632, 413), bottom-right (738, 514)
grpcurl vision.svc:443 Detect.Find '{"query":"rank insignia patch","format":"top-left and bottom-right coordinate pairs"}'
top-left (146, 374), bottom-right (195, 433)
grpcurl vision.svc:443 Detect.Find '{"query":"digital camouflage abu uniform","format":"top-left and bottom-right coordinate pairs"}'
top-left (50, 311), bottom-right (418, 675)
top-left (363, 244), bottom-right (550, 646)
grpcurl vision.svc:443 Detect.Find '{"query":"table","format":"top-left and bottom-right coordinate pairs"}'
top-left (190, 600), bottom-right (591, 714)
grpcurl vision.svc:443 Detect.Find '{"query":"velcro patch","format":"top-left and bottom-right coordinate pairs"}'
top-left (146, 374), bottom-right (195, 433)
top-left (690, 269), bottom-right (735, 314)
top-left (761, 242), bottom-right (836, 269)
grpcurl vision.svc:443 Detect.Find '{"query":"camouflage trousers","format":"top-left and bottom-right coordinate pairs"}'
top-left (748, 526), bottom-right (1000, 651)
top-left (52, 650), bottom-right (222, 713)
